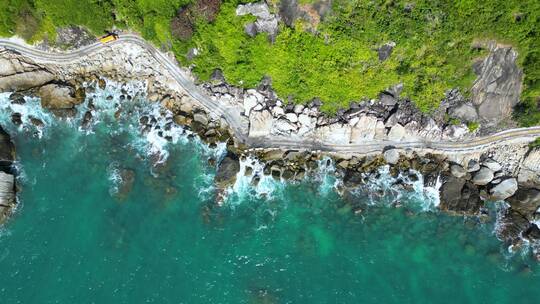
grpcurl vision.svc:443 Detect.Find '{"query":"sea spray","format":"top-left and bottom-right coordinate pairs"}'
top-left (349, 165), bottom-right (441, 211)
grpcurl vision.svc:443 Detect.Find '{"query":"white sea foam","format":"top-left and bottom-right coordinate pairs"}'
top-left (0, 93), bottom-right (54, 138)
top-left (352, 165), bottom-right (441, 211)
top-left (107, 162), bottom-right (122, 196)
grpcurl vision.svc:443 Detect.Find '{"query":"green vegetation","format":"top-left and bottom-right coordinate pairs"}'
top-left (528, 137), bottom-right (540, 149)
top-left (467, 121), bottom-right (480, 132)
top-left (0, 0), bottom-right (539, 119)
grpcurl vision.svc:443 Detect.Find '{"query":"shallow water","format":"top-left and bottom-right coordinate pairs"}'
top-left (0, 87), bottom-right (539, 303)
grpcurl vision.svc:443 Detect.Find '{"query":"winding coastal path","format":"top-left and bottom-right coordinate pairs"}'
top-left (1, 34), bottom-right (540, 155)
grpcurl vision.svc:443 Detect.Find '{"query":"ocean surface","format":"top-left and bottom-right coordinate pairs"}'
top-left (0, 82), bottom-right (539, 303)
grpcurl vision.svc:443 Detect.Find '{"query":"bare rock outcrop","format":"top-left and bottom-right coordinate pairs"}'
top-left (38, 83), bottom-right (85, 109)
top-left (471, 44), bottom-right (523, 125)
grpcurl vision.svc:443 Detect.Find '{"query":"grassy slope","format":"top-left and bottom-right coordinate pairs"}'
top-left (0, 0), bottom-right (539, 122)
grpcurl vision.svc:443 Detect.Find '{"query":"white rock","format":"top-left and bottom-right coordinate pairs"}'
top-left (285, 113), bottom-right (298, 123)
top-left (387, 124), bottom-right (406, 141)
top-left (272, 118), bottom-right (297, 135)
top-left (472, 167), bottom-right (494, 185)
top-left (483, 159), bottom-right (502, 172)
top-left (243, 95), bottom-right (258, 116)
top-left (348, 116), bottom-right (360, 127)
top-left (249, 110), bottom-right (273, 137)
top-left (383, 149), bottom-right (400, 165)
top-left (315, 124), bottom-right (351, 145)
top-left (350, 115), bottom-right (378, 143)
top-left (293, 104), bottom-right (304, 114)
top-left (272, 106), bottom-right (284, 117)
top-left (298, 114), bottom-right (312, 126)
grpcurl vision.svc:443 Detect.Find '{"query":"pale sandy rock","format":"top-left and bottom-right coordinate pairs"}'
top-left (293, 104), bottom-right (304, 114)
top-left (272, 106), bottom-right (284, 117)
top-left (374, 120), bottom-right (387, 139)
top-left (249, 110), bottom-right (273, 137)
top-left (272, 118), bottom-right (297, 135)
top-left (387, 123), bottom-right (406, 141)
top-left (350, 115), bottom-right (378, 143)
top-left (243, 95), bottom-right (258, 116)
top-left (315, 123), bottom-right (351, 145)
top-left (285, 113), bottom-right (298, 123)
top-left (39, 84), bottom-right (83, 109)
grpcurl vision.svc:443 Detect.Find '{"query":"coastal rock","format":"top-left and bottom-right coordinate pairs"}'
top-left (495, 208), bottom-right (529, 243)
top-left (387, 124), bottom-right (406, 141)
top-left (483, 159), bottom-right (502, 172)
top-left (517, 148), bottom-right (540, 187)
top-left (0, 127), bottom-right (15, 162)
top-left (215, 152), bottom-right (240, 189)
top-left (0, 57), bottom-right (54, 92)
top-left (471, 44), bottom-right (523, 125)
top-left (39, 83), bottom-right (84, 109)
top-left (507, 188), bottom-right (540, 217)
top-left (315, 123), bottom-right (351, 144)
top-left (243, 95), bottom-right (258, 116)
top-left (490, 178), bottom-right (518, 201)
top-left (439, 177), bottom-right (482, 214)
top-left (249, 110), bottom-right (273, 137)
top-left (467, 160), bottom-right (481, 172)
top-left (472, 167), bottom-right (494, 185)
top-left (450, 164), bottom-right (467, 178)
top-left (383, 149), bottom-right (400, 165)
top-left (0, 171), bottom-right (15, 224)
top-left (350, 115), bottom-right (378, 142)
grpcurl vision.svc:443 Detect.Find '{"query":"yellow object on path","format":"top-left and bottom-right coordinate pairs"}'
top-left (99, 34), bottom-right (117, 44)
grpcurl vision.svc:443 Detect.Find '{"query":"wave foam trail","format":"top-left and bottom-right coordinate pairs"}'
top-left (225, 156), bottom-right (285, 205)
top-left (313, 157), bottom-right (338, 195)
top-left (354, 165), bottom-right (441, 211)
top-left (0, 92), bottom-right (54, 138)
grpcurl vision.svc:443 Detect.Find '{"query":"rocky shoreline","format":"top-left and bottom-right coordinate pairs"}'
top-left (0, 36), bottom-right (539, 259)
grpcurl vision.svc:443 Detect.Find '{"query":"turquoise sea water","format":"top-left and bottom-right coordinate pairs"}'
top-left (0, 84), bottom-right (539, 303)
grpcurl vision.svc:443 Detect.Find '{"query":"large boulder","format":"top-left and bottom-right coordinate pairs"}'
top-left (518, 148), bottom-right (540, 187)
top-left (387, 123), bottom-right (406, 141)
top-left (39, 83), bottom-right (84, 109)
top-left (383, 148), bottom-right (400, 165)
top-left (350, 115), bottom-right (379, 142)
top-left (490, 178), bottom-right (518, 201)
top-left (439, 177), bottom-right (482, 214)
top-left (471, 44), bottom-right (523, 125)
top-left (472, 167), bottom-right (494, 185)
top-left (215, 151), bottom-right (240, 189)
top-left (236, 1), bottom-right (279, 40)
top-left (507, 188), bottom-right (540, 218)
top-left (249, 110), bottom-right (273, 137)
top-left (495, 208), bottom-right (529, 243)
top-left (448, 102), bottom-right (478, 122)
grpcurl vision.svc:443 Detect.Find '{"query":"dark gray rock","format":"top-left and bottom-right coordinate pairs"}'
top-left (471, 44), bottom-right (523, 125)
top-left (215, 151), bottom-right (240, 188)
top-left (439, 177), bottom-right (482, 214)
top-left (506, 188), bottom-right (540, 217)
top-left (495, 208), bottom-right (529, 243)
top-left (378, 42), bottom-right (396, 61)
top-left (449, 103), bottom-right (478, 122)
